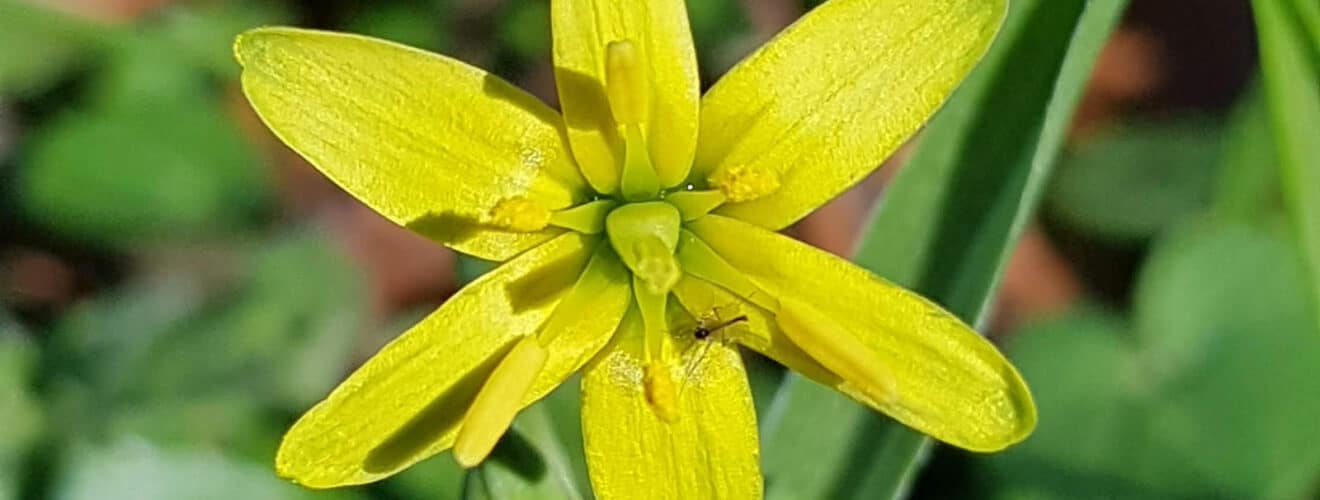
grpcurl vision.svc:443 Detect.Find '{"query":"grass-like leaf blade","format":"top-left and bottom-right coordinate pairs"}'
top-left (1253, 0), bottom-right (1320, 328)
top-left (761, 1), bottom-right (1127, 498)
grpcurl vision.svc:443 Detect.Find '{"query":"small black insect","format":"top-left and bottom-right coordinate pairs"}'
top-left (692, 315), bottom-right (748, 340)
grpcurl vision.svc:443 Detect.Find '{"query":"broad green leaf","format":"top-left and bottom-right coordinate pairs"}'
top-left (0, 316), bottom-right (42, 500)
top-left (17, 39), bottom-right (269, 247)
top-left (45, 231), bottom-right (364, 454)
top-left (42, 276), bottom-right (265, 450)
top-left (683, 0), bottom-right (748, 76)
top-left (348, 0), bottom-right (448, 52)
top-left (125, 231), bottom-right (366, 411)
top-left (463, 401), bottom-right (587, 500)
top-left (1254, 0), bottom-right (1320, 328)
top-left (982, 222), bottom-right (1320, 499)
top-left (53, 437), bottom-right (350, 500)
top-left (1047, 118), bottom-right (1222, 242)
top-left (385, 456), bottom-right (466, 500)
top-left (761, 1), bottom-right (1127, 498)
top-left (0, 1), bottom-right (105, 97)
top-left (155, 0), bottom-right (293, 78)
top-left (499, 0), bottom-right (551, 61)
top-left (46, 278), bottom-right (207, 405)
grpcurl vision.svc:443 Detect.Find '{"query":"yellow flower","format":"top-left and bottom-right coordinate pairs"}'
top-left (234, 0), bottom-right (1035, 497)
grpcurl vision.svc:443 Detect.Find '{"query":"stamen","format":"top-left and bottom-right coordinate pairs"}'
top-left (620, 124), bottom-right (660, 201)
top-left (605, 40), bottom-right (660, 201)
top-left (548, 199), bottom-right (617, 234)
top-left (605, 40), bottom-right (648, 126)
top-left (644, 362), bottom-right (680, 423)
top-left (675, 230), bottom-right (779, 312)
top-left (665, 190), bottom-right (728, 221)
top-left (488, 197), bottom-right (552, 232)
top-left (453, 336), bottom-right (548, 468)
top-left (708, 164), bottom-right (781, 203)
top-left (634, 274), bottom-right (680, 422)
top-left (775, 299), bottom-right (898, 405)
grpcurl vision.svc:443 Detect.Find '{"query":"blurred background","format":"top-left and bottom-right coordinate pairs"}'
top-left (1, 0), bottom-right (1317, 499)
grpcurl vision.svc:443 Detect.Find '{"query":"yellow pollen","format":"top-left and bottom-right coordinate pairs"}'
top-left (605, 40), bottom-right (649, 125)
top-left (489, 197), bottom-right (551, 232)
top-left (708, 164), bottom-right (781, 202)
top-left (453, 336), bottom-right (548, 468)
top-left (643, 362), bottom-right (680, 423)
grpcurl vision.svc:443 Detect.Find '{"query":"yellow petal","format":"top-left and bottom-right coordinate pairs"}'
top-left (552, 0), bottom-right (700, 190)
top-left (580, 308), bottom-right (762, 499)
top-left (276, 233), bottom-right (631, 487)
top-left (687, 215), bottom-right (1035, 451)
top-left (695, 0), bottom-right (1007, 229)
top-left (235, 27), bottom-right (586, 261)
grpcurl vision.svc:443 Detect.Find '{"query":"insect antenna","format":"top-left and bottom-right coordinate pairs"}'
top-left (677, 314), bottom-right (749, 396)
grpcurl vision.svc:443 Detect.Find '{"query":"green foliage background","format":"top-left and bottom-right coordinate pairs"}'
top-left (1, 0), bottom-right (1317, 499)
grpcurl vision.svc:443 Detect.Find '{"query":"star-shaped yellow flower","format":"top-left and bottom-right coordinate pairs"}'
top-left (234, 0), bottom-right (1034, 497)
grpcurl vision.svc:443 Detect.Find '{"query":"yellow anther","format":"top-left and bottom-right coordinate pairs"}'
top-left (775, 299), bottom-right (898, 405)
top-left (489, 197), bottom-right (551, 232)
top-left (708, 164), bottom-right (781, 203)
top-left (644, 362), bottom-right (680, 423)
top-left (605, 40), bottom-right (649, 126)
top-left (453, 336), bottom-right (548, 468)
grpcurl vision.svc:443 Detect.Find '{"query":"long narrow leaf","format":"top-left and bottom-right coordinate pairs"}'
top-left (1254, 0), bottom-right (1320, 327)
top-left (761, 1), bottom-right (1127, 498)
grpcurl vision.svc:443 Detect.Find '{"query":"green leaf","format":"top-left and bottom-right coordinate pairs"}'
top-left (0, 1), bottom-right (107, 97)
top-left (498, 0), bottom-right (551, 61)
top-left (126, 230), bottom-right (367, 412)
top-left (155, 0), bottom-right (293, 78)
top-left (537, 376), bottom-right (591, 496)
top-left (463, 399), bottom-right (587, 500)
top-left (684, 0), bottom-right (748, 76)
top-left (16, 38), bottom-right (268, 247)
top-left (1047, 118), bottom-right (1222, 242)
top-left (348, 0), bottom-right (448, 53)
top-left (53, 437), bottom-right (352, 500)
top-left (0, 315), bottom-right (42, 500)
top-left (46, 278), bottom-right (207, 405)
top-left (386, 455), bottom-right (466, 500)
top-left (41, 276), bottom-right (272, 449)
top-left (983, 222), bottom-right (1320, 499)
top-left (45, 231), bottom-right (364, 454)
top-left (1254, 0), bottom-right (1320, 328)
top-left (1211, 85), bottom-right (1282, 221)
top-left (761, 1), bottom-right (1128, 498)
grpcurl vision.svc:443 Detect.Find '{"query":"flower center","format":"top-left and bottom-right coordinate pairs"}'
top-left (485, 38), bottom-right (793, 423)
top-left (605, 201), bottom-right (681, 292)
